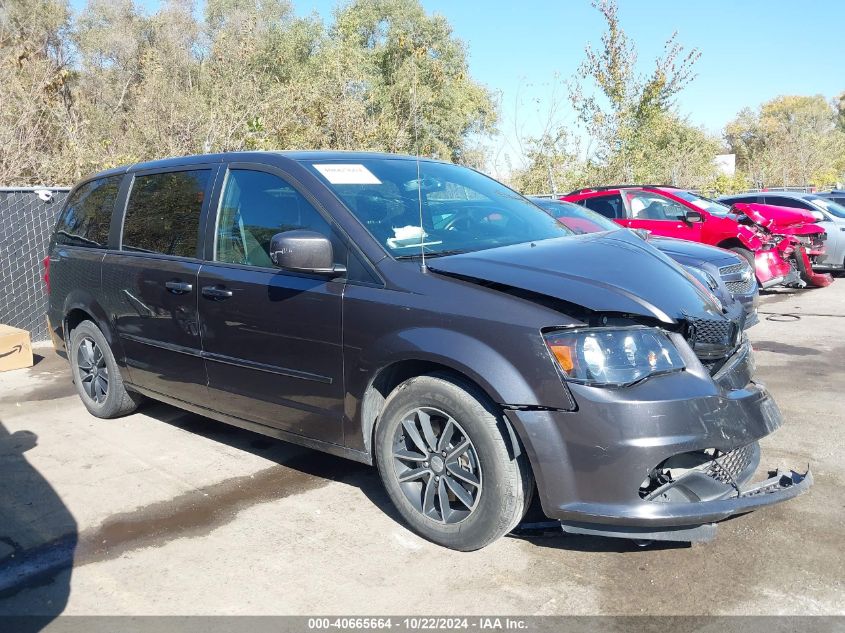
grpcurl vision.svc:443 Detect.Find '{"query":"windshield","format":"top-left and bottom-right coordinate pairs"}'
top-left (531, 198), bottom-right (619, 233)
top-left (808, 196), bottom-right (845, 219)
top-left (303, 159), bottom-right (572, 257)
top-left (671, 189), bottom-right (732, 216)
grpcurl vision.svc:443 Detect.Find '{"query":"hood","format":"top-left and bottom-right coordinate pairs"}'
top-left (647, 236), bottom-right (738, 268)
top-left (730, 202), bottom-right (817, 230)
top-left (426, 229), bottom-right (726, 324)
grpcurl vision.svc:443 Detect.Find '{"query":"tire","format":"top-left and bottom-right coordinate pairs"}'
top-left (729, 246), bottom-right (755, 269)
top-left (374, 373), bottom-right (533, 551)
top-left (69, 320), bottom-right (142, 419)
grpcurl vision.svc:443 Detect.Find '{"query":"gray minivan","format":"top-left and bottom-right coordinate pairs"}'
top-left (46, 152), bottom-right (810, 550)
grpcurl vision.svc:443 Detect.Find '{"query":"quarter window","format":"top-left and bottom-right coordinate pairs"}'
top-left (54, 175), bottom-right (122, 248)
top-left (215, 169), bottom-right (340, 268)
top-left (122, 170), bottom-right (210, 257)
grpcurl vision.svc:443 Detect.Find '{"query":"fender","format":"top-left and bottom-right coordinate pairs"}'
top-left (62, 290), bottom-right (114, 346)
top-left (363, 327), bottom-right (571, 408)
top-left (346, 327), bottom-right (576, 453)
top-left (735, 225), bottom-right (765, 251)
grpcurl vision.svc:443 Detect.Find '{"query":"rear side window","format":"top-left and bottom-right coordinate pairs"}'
top-left (54, 175), bottom-right (122, 248)
top-left (581, 194), bottom-right (624, 219)
top-left (122, 170), bottom-right (211, 257)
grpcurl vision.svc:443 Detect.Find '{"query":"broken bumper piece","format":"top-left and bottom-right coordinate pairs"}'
top-left (794, 247), bottom-right (834, 288)
top-left (558, 468), bottom-right (811, 542)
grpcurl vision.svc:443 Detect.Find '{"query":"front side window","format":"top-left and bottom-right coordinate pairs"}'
top-left (54, 175), bottom-right (122, 248)
top-left (625, 191), bottom-right (689, 221)
top-left (122, 170), bottom-right (210, 257)
top-left (302, 159), bottom-right (571, 258)
top-left (215, 169), bottom-right (341, 268)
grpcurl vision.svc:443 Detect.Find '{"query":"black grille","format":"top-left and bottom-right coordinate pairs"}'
top-left (705, 444), bottom-right (755, 485)
top-left (719, 262), bottom-right (756, 294)
top-left (691, 317), bottom-right (734, 346)
top-left (719, 263), bottom-right (745, 276)
top-left (725, 278), bottom-right (756, 293)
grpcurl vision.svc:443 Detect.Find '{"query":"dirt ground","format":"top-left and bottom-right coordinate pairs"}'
top-left (1, 284), bottom-right (843, 617)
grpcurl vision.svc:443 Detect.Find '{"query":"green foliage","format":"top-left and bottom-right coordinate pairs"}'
top-left (707, 172), bottom-right (751, 197)
top-left (725, 95), bottom-right (845, 188)
top-left (566, 0), bottom-right (708, 187)
top-left (0, 0), bottom-right (496, 184)
top-left (509, 127), bottom-right (583, 195)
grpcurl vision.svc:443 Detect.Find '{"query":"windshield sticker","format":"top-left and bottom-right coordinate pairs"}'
top-left (386, 226), bottom-right (442, 250)
top-left (313, 163), bottom-right (382, 185)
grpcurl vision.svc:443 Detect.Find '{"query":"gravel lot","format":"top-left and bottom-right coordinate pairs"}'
top-left (1, 283), bottom-right (843, 617)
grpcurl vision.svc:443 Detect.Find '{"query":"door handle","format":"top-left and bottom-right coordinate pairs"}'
top-left (165, 280), bottom-right (193, 294)
top-left (201, 285), bottom-right (233, 300)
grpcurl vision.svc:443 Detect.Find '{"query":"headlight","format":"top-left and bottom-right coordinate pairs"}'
top-left (543, 326), bottom-right (686, 387)
top-left (682, 265), bottom-right (719, 292)
top-left (681, 265), bottom-right (723, 312)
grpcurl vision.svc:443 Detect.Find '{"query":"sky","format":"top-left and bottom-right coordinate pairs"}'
top-left (69, 0), bottom-right (845, 173)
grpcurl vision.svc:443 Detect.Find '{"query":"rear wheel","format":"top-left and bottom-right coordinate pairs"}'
top-left (375, 373), bottom-right (533, 551)
top-left (69, 320), bottom-right (142, 418)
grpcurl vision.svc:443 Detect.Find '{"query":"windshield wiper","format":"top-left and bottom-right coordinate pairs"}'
top-left (424, 249), bottom-right (472, 258)
top-left (396, 248), bottom-right (472, 260)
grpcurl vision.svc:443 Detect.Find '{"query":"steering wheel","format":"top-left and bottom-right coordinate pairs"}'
top-left (443, 206), bottom-right (499, 232)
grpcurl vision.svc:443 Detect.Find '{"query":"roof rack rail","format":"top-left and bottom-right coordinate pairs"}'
top-left (566, 184), bottom-right (679, 196)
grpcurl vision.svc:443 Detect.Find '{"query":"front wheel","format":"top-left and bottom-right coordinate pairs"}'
top-left (375, 374), bottom-right (533, 551)
top-left (729, 246), bottom-right (755, 270)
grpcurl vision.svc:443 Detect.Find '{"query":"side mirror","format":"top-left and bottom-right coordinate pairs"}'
top-left (269, 230), bottom-right (344, 275)
top-left (811, 210), bottom-right (825, 222)
top-left (685, 210), bottom-right (703, 223)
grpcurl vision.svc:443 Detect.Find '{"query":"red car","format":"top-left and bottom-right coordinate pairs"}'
top-left (561, 186), bottom-right (832, 288)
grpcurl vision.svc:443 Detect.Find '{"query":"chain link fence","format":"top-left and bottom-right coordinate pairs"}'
top-left (1, 187), bottom-right (69, 342)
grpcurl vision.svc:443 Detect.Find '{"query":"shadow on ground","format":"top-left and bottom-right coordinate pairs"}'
top-left (0, 420), bottom-right (77, 630)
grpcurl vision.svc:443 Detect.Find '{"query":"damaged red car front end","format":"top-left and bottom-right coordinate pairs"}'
top-left (732, 202), bottom-right (833, 288)
top-left (561, 187), bottom-right (833, 289)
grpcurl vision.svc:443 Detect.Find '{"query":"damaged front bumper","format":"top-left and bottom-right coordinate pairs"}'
top-left (557, 467), bottom-right (812, 543)
top-left (754, 248), bottom-right (795, 288)
top-left (506, 340), bottom-right (812, 542)
top-left (794, 246), bottom-right (834, 288)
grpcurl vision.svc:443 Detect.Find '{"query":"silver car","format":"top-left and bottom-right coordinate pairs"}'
top-left (718, 191), bottom-right (845, 272)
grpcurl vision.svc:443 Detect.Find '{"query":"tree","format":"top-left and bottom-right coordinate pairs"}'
top-left (509, 127), bottom-right (582, 195)
top-left (725, 95), bottom-right (845, 188)
top-left (0, 0), bottom-right (75, 184)
top-left (568, 0), bottom-right (703, 182)
top-left (0, 0), bottom-right (497, 185)
top-left (331, 0), bottom-right (496, 162)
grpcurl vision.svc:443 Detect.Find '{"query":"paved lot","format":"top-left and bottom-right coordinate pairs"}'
top-left (1, 283), bottom-right (844, 617)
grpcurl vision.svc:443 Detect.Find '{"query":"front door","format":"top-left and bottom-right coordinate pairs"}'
top-left (197, 167), bottom-right (346, 445)
top-left (622, 190), bottom-right (703, 241)
top-left (106, 168), bottom-right (215, 404)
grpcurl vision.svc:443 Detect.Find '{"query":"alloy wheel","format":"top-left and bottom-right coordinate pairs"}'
top-left (392, 407), bottom-right (482, 524)
top-left (77, 337), bottom-right (108, 404)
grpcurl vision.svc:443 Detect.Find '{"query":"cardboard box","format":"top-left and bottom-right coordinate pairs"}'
top-left (0, 324), bottom-right (33, 372)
